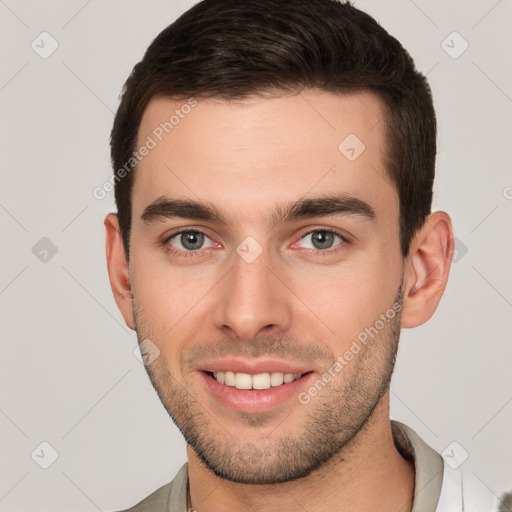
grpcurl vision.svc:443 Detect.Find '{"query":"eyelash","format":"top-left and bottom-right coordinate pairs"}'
top-left (297, 228), bottom-right (349, 256)
top-left (161, 228), bottom-right (217, 258)
top-left (161, 228), bottom-right (349, 258)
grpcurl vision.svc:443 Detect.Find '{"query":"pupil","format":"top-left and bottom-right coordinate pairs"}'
top-left (312, 231), bottom-right (333, 250)
top-left (181, 231), bottom-right (204, 250)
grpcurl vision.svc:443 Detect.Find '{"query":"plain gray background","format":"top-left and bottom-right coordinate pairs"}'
top-left (1, 1), bottom-right (511, 511)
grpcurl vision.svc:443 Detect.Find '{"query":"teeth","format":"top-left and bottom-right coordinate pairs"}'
top-left (252, 372), bottom-right (271, 390)
top-left (235, 372), bottom-right (252, 389)
top-left (270, 372), bottom-right (285, 387)
top-left (283, 373), bottom-right (295, 383)
top-left (212, 371), bottom-right (302, 390)
top-left (224, 371), bottom-right (235, 386)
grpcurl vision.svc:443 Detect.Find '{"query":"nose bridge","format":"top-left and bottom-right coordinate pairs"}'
top-left (214, 244), bottom-right (291, 340)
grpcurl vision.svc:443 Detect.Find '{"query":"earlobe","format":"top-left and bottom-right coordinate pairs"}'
top-left (104, 213), bottom-right (136, 330)
top-left (401, 212), bottom-right (454, 329)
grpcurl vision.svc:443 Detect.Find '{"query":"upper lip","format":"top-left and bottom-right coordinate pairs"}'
top-left (199, 358), bottom-right (313, 375)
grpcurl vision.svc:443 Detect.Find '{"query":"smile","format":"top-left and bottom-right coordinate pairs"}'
top-left (199, 368), bottom-right (316, 414)
top-left (208, 371), bottom-right (304, 390)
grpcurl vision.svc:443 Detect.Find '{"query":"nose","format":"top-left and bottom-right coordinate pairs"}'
top-left (213, 244), bottom-right (292, 341)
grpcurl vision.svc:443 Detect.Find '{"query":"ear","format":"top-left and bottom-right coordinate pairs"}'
top-left (401, 211), bottom-right (454, 328)
top-left (104, 213), bottom-right (135, 330)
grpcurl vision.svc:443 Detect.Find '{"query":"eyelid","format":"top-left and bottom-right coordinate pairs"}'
top-left (163, 226), bottom-right (215, 243)
top-left (160, 226), bottom-right (351, 258)
top-left (161, 227), bottom-right (221, 255)
top-left (300, 227), bottom-right (349, 241)
top-left (293, 227), bottom-right (350, 246)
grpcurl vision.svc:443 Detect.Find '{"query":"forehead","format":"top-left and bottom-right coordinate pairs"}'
top-left (133, 91), bottom-right (397, 228)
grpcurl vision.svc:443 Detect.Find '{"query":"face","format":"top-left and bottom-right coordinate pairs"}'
top-left (127, 91), bottom-right (405, 484)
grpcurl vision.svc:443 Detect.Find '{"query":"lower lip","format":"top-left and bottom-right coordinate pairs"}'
top-left (198, 371), bottom-right (316, 414)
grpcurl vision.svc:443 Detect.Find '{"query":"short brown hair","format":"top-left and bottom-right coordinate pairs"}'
top-left (110, 0), bottom-right (436, 258)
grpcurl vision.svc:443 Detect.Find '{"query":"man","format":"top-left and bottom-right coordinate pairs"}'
top-left (105, 1), bottom-right (509, 511)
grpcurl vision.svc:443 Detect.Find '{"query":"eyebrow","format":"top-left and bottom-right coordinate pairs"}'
top-left (141, 193), bottom-right (376, 228)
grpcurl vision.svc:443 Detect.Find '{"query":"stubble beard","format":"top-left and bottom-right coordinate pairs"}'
top-left (133, 285), bottom-right (403, 485)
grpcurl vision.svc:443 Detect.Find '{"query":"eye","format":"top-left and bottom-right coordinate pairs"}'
top-left (167, 230), bottom-right (216, 252)
top-left (298, 230), bottom-right (345, 251)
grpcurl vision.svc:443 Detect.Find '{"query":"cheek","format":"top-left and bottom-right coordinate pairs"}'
top-left (129, 250), bottom-right (215, 339)
top-left (288, 254), bottom-right (402, 345)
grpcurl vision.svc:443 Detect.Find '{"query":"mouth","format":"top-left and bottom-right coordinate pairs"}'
top-left (198, 365), bottom-right (316, 414)
top-left (205, 370), bottom-right (307, 390)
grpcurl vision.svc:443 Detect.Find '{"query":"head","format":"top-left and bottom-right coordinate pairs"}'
top-left (106, 0), bottom-right (453, 484)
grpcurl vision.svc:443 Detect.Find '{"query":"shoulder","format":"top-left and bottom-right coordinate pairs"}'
top-left (108, 462), bottom-right (189, 512)
top-left (436, 461), bottom-right (511, 512)
top-left (391, 421), bottom-right (511, 512)
top-left (111, 481), bottom-right (173, 512)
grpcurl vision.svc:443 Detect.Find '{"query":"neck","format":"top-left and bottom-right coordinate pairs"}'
top-left (187, 391), bottom-right (415, 512)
